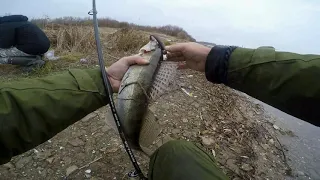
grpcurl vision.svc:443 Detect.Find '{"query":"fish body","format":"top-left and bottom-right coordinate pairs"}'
top-left (117, 48), bottom-right (162, 148)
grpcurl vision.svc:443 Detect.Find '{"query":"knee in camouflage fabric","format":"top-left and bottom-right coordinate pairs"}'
top-left (0, 47), bottom-right (45, 71)
top-left (0, 47), bottom-right (32, 58)
top-left (148, 140), bottom-right (229, 180)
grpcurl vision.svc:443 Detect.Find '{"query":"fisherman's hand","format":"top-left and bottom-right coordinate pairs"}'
top-left (106, 55), bottom-right (149, 92)
top-left (166, 42), bottom-right (211, 72)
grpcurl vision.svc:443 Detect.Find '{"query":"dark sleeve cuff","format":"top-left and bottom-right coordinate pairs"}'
top-left (205, 45), bottom-right (237, 84)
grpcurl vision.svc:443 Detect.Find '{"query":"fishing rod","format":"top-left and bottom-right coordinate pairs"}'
top-left (88, 0), bottom-right (147, 179)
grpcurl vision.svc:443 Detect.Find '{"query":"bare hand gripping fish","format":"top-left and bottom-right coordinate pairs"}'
top-left (116, 36), bottom-right (178, 153)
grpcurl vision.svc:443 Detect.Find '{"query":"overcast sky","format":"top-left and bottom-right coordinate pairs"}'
top-left (2, 0), bottom-right (320, 54)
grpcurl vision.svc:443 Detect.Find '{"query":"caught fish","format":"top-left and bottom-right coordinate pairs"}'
top-left (116, 37), bottom-right (178, 153)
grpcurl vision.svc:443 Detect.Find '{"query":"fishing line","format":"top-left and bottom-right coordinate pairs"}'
top-left (89, 2), bottom-right (165, 179)
top-left (88, 0), bottom-right (146, 179)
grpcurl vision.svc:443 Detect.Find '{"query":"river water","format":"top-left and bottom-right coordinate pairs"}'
top-left (253, 99), bottom-right (320, 180)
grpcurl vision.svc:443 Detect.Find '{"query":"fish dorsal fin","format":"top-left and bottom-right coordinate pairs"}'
top-left (148, 61), bottom-right (178, 100)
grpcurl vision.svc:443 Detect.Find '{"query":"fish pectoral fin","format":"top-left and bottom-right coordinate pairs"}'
top-left (139, 108), bottom-right (162, 155)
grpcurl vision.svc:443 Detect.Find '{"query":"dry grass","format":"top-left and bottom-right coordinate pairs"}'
top-left (45, 25), bottom-right (96, 54)
top-left (0, 26), bottom-right (171, 79)
top-left (32, 17), bottom-right (196, 41)
top-left (0, 53), bottom-right (89, 81)
top-left (107, 28), bottom-right (149, 53)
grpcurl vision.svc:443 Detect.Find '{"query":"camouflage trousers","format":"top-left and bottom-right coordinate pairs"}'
top-left (0, 47), bottom-right (45, 71)
top-left (0, 47), bottom-right (31, 64)
top-left (148, 140), bottom-right (229, 180)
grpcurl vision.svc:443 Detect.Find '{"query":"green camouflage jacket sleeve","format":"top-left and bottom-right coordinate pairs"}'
top-left (0, 68), bottom-right (108, 164)
top-left (227, 47), bottom-right (320, 126)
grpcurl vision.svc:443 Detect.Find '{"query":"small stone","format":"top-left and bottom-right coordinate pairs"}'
top-left (172, 128), bottom-right (181, 134)
top-left (35, 150), bottom-right (52, 160)
top-left (161, 103), bottom-right (170, 110)
top-left (66, 165), bottom-right (78, 176)
top-left (80, 58), bottom-right (88, 64)
top-left (211, 149), bottom-right (216, 157)
top-left (82, 113), bottom-right (97, 122)
top-left (296, 171), bottom-right (305, 176)
top-left (85, 169), bottom-right (92, 174)
top-left (41, 170), bottom-right (47, 177)
top-left (178, 82), bottom-right (186, 87)
top-left (173, 113), bottom-right (179, 117)
top-left (273, 124), bottom-right (280, 130)
top-left (201, 136), bottom-right (214, 146)
top-left (192, 102), bottom-right (200, 108)
top-left (68, 138), bottom-right (85, 147)
top-left (64, 157), bottom-right (72, 165)
top-left (241, 163), bottom-right (253, 171)
top-left (212, 125), bottom-right (217, 131)
top-left (46, 157), bottom-right (55, 164)
top-left (261, 144), bottom-right (269, 150)
top-left (187, 75), bottom-right (193, 78)
top-left (100, 147), bottom-right (107, 152)
top-left (15, 156), bottom-right (32, 169)
top-left (48, 140), bottom-right (52, 143)
top-left (92, 150), bottom-right (96, 154)
top-left (85, 173), bottom-right (92, 178)
top-left (226, 159), bottom-right (240, 174)
top-left (182, 118), bottom-right (188, 123)
top-left (201, 130), bottom-right (209, 135)
top-left (3, 162), bottom-right (15, 169)
top-left (269, 139), bottom-right (275, 144)
top-left (240, 156), bottom-right (249, 159)
top-left (59, 146), bottom-right (64, 150)
top-left (106, 147), bottom-right (118, 153)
